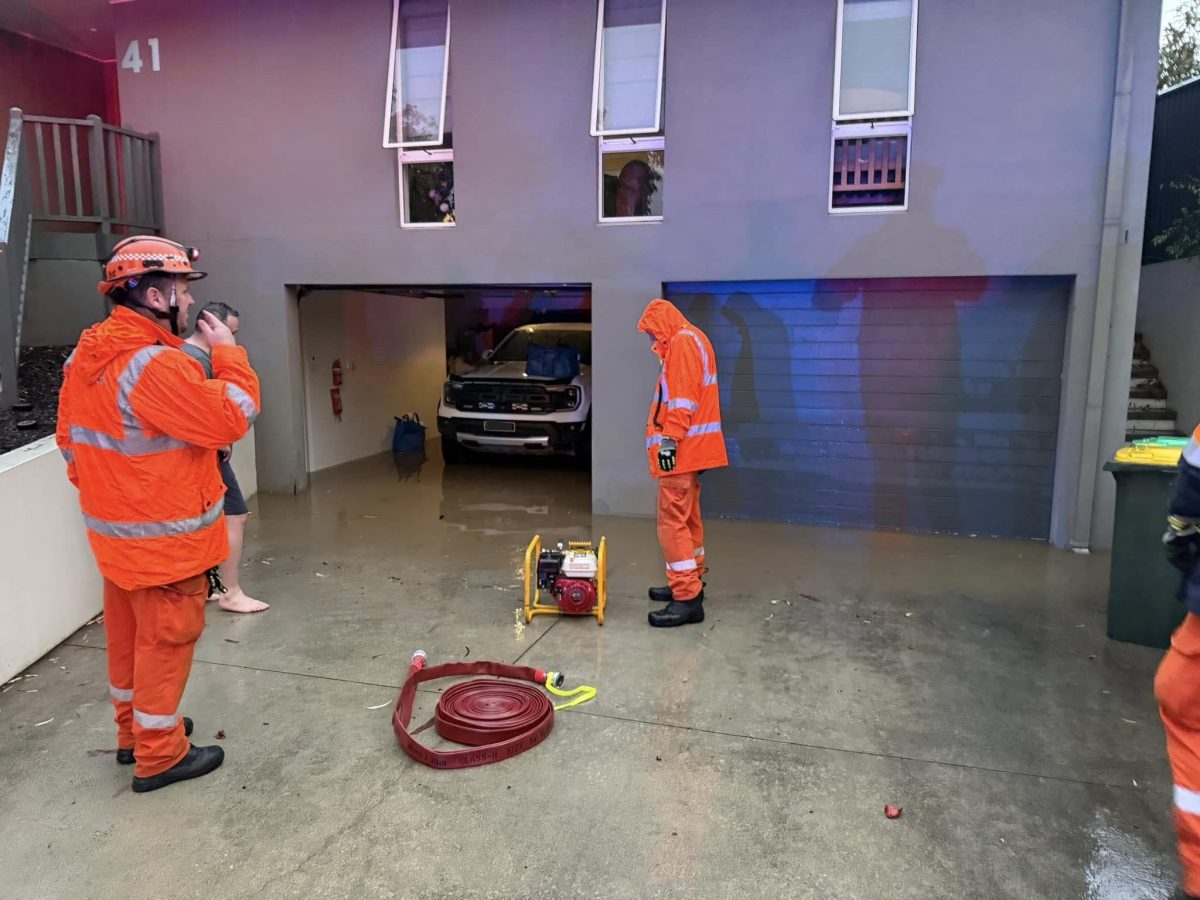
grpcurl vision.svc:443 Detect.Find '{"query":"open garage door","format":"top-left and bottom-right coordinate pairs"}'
top-left (665, 277), bottom-right (1070, 539)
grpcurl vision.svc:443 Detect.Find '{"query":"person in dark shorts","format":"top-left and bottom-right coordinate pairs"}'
top-left (182, 302), bottom-right (269, 613)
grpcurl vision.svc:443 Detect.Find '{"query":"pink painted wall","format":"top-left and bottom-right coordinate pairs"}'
top-left (0, 30), bottom-right (114, 122)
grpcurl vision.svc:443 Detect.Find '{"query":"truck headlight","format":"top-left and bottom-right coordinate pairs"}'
top-left (442, 383), bottom-right (456, 408)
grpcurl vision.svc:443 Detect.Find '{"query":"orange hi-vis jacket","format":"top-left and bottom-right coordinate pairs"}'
top-left (56, 306), bottom-right (261, 590)
top-left (639, 298), bottom-right (728, 478)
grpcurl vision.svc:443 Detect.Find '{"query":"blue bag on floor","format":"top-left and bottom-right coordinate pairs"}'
top-left (393, 413), bottom-right (426, 453)
top-left (526, 344), bottom-right (580, 380)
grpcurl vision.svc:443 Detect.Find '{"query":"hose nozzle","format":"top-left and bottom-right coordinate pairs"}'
top-left (411, 649), bottom-right (427, 671)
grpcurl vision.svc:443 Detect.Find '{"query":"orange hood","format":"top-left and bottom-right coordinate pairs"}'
top-left (70, 305), bottom-right (183, 385)
top-left (637, 298), bottom-right (691, 358)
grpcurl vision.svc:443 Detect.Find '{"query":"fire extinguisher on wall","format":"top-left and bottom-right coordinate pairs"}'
top-left (331, 358), bottom-right (343, 419)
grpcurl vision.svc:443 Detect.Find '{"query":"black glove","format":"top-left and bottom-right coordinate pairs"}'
top-left (658, 438), bottom-right (677, 473)
top-left (1164, 515), bottom-right (1200, 574)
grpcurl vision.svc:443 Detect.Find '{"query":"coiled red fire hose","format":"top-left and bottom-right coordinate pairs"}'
top-left (393, 651), bottom-right (561, 769)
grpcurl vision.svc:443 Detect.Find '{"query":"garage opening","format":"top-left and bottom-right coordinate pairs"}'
top-left (297, 285), bottom-right (592, 527)
top-left (665, 276), bottom-right (1071, 540)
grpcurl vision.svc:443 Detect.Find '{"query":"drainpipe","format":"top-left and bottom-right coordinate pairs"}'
top-left (1071, 0), bottom-right (1150, 550)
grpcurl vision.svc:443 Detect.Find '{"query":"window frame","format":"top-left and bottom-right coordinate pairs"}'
top-left (832, 0), bottom-right (919, 122)
top-left (397, 146), bottom-right (456, 229)
top-left (827, 120), bottom-right (911, 215)
top-left (382, 0), bottom-right (452, 149)
top-left (597, 135), bottom-right (665, 225)
top-left (589, 0), bottom-right (668, 138)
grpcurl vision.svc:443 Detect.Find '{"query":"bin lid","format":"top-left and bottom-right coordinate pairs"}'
top-left (1107, 442), bottom-right (1182, 473)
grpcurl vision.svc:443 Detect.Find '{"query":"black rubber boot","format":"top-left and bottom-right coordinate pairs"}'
top-left (648, 593), bottom-right (705, 628)
top-left (117, 716), bottom-right (193, 765)
top-left (649, 580), bottom-right (705, 603)
top-left (131, 743), bottom-right (224, 793)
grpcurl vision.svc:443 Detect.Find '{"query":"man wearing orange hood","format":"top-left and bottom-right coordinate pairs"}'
top-left (56, 236), bottom-right (260, 792)
top-left (638, 298), bottom-right (728, 627)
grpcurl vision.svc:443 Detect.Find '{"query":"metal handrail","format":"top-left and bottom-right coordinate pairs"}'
top-left (0, 109), bottom-right (31, 408)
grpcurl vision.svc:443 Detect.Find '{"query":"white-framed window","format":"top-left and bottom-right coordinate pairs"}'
top-left (833, 0), bottom-right (918, 122)
top-left (828, 120), bottom-right (910, 213)
top-left (398, 144), bottom-right (455, 228)
top-left (589, 0), bottom-right (667, 137)
top-left (598, 136), bottom-right (664, 223)
top-left (383, 0), bottom-right (451, 148)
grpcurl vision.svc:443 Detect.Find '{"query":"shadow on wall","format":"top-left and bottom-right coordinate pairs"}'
top-left (671, 167), bottom-right (1070, 539)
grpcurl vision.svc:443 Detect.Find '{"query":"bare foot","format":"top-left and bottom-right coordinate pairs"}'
top-left (218, 589), bottom-right (270, 614)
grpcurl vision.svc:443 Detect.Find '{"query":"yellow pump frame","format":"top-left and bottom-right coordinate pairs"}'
top-left (523, 534), bottom-right (606, 625)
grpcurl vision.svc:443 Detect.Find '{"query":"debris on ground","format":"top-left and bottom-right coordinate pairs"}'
top-left (34, 718), bottom-right (54, 727)
top-left (884, 805), bottom-right (903, 819)
top-left (366, 701), bottom-right (391, 710)
top-left (87, 749), bottom-right (118, 758)
top-left (215, 730), bottom-right (226, 740)
top-left (224, 639), bottom-right (239, 644)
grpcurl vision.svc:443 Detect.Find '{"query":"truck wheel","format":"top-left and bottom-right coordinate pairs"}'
top-left (441, 434), bottom-right (468, 465)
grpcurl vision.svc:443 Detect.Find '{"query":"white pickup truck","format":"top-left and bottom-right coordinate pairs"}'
top-left (437, 323), bottom-right (591, 464)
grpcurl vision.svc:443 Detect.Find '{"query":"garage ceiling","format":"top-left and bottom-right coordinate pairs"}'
top-left (0, 0), bottom-right (116, 61)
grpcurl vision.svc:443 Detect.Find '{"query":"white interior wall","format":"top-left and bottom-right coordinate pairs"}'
top-left (300, 291), bottom-right (446, 472)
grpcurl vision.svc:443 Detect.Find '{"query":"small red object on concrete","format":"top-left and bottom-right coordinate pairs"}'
top-left (215, 729), bottom-right (226, 740)
top-left (884, 805), bottom-right (903, 819)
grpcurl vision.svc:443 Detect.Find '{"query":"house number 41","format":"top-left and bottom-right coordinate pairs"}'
top-left (121, 38), bottom-right (161, 74)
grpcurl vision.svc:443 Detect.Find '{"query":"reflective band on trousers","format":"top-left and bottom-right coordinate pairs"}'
top-left (668, 558), bottom-right (698, 572)
top-left (61, 448), bottom-right (74, 463)
top-left (1177, 785), bottom-right (1200, 815)
top-left (133, 709), bottom-right (178, 730)
top-left (109, 683), bottom-right (134, 702)
top-left (84, 502), bottom-right (223, 539)
top-left (1186, 437), bottom-right (1200, 468)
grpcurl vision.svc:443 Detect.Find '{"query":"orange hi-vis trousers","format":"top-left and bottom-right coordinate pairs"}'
top-left (657, 472), bottom-right (705, 601)
top-left (103, 574), bottom-right (207, 777)
top-left (1157, 612), bottom-right (1200, 897)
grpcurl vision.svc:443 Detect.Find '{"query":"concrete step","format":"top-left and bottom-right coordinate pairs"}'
top-left (1129, 398), bottom-right (1168, 410)
top-left (1128, 406), bottom-right (1178, 421)
top-left (1125, 420), bottom-right (1179, 436)
top-left (1132, 360), bottom-right (1159, 380)
top-left (1127, 429), bottom-right (1186, 441)
top-left (1130, 383), bottom-right (1168, 401)
top-left (1133, 342), bottom-right (1151, 361)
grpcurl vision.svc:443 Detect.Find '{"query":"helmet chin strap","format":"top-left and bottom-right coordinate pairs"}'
top-left (127, 282), bottom-right (181, 336)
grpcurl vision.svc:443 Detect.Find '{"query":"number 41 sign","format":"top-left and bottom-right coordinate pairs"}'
top-left (121, 38), bottom-right (161, 74)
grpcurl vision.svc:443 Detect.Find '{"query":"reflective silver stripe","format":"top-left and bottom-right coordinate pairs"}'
top-left (70, 425), bottom-right (187, 456)
top-left (694, 546), bottom-right (705, 558)
top-left (1177, 785), bottom-right (1200, 815)
top-left (109, 684), bottom-right (134, 703)
top-left (61, 447), bottom-right (74, 463)
top-left (133, 709), bottom-right (178, 730)
top-left (678, 330), bottom-right (712, 379)
top-left (647, 434), bottom-right (664, 449)
top-left (668, 398), bottom-right (698, 412)
top-left (225, 382), bottom-right (259, 425)
top-left (704, 374), bottom-right (718, 386)
top-left (667, 558), bottom-right (698, 572)
top-left (687, 422), bottom-right (722, 437)
top-left (84, 502), bottom-right (223, 539)
top-left (65, 348), bottom-right (77, 368)
top-left (1185, 437), bottom-right (1200, 468)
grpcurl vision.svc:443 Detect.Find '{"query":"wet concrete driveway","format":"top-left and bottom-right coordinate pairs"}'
top-left (0, 453), bottom-right (1182, 898)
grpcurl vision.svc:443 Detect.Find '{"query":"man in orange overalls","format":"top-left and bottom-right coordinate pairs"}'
top-left (638, 298), bottom-right (728, 628)
top-left (56, 236), bottom-right (260, 793)
top-left (1158, 422), bottom-right (1200, 897)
